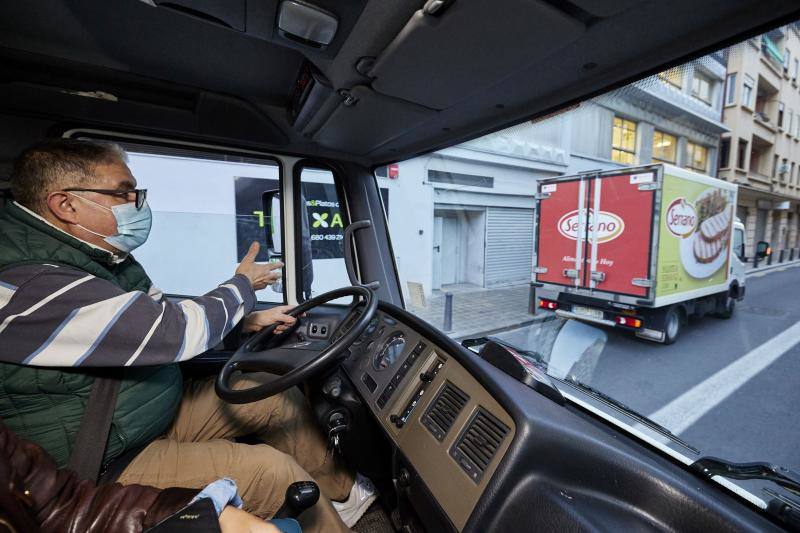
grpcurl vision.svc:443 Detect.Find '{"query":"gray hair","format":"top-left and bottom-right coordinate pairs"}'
top-left (10, 139), bottom-right (129, 213)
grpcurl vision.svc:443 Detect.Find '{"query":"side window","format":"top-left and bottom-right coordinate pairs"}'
top-left (124, 147), bottom-right (285, 303)
top-left (297, 166), bottom-right (349, 301)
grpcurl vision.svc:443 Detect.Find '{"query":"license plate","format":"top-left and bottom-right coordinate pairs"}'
top-left (572, 306), bottom-right (603, 319)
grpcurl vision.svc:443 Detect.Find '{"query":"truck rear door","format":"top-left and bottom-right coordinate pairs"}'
top-left (535, 167), bottom-right (658, 299)
top-left (535, 176), bottom-right (590, 289)
top-left (585, 168), bottom-right (657, 298)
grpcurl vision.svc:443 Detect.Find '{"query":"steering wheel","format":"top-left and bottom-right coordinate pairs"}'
top-left (215, 285), bottom-right (377, 404)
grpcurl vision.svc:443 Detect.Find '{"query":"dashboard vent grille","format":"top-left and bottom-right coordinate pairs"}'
top-left (422, 381), bottom-right (469, 441)
top-left (450, 408), bottom-right (509, 483)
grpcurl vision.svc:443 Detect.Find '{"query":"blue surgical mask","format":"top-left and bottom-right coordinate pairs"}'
top-left (71, 194), bottom-right (153, 253)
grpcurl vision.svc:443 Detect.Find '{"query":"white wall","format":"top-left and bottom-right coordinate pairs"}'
top-left (377, 156), bottom-right (436, 300)
top-left (379, 152), bottom-right (556, 298)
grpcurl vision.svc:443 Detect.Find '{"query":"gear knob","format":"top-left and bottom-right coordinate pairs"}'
top-left (274, 481), bottom-right (320, 519)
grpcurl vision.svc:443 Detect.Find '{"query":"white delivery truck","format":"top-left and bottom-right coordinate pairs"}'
top-left (533, 163), bottom-right (747, 344)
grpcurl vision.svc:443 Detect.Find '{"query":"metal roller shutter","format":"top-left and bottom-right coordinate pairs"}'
top-left (485, 207), bottom-right (535, 287)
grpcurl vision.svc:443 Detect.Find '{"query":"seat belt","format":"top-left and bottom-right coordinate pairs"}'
top-left (68, 374), bottom-right (123, 482)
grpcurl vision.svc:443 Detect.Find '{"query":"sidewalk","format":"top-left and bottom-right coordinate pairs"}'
top-left (747, 257), bottom-right (800, 275)
top-left (407, 283), bottom-right (543, 340)
top-left (406, 258), bottom-right (800, 341)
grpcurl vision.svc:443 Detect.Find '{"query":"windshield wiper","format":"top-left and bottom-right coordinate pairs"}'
top-left (692, 457), bottom-right (800, 494)
top-left (560, 378), bottom-right (700, 454)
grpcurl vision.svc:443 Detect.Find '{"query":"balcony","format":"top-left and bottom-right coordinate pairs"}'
top-left (749, 171), bottom-right (772, 184)
top-left (753, 113), bottom-right (777, 144)
top-left (754, 111), bottom-right (772, 125)
top-left (761, 36), bottom-right (785, 75)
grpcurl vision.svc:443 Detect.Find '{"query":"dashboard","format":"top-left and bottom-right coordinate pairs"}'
top-left (337, 309), bottom-right (515, 530)
top-left (318, 302), bottom-right (784, 533)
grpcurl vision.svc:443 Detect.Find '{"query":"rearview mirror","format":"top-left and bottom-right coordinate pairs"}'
top-left (261, 190), bottom-right (282, 259)
top-left (756, 240), bottom-right (771, 259)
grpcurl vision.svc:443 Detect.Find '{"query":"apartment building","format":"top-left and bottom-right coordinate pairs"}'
top-left (567, 52), bottom-right (728, 178)
top-left (719, 23), bottom-right (800, 256)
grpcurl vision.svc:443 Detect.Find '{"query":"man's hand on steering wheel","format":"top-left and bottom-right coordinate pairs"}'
top-left (215, 286), bottom-right (377, 404)
top-left (244, 305), bottom-right (298, 334)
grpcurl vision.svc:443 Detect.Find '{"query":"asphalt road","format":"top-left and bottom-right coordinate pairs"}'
top-left (494, 262), bottom-right (800, 473)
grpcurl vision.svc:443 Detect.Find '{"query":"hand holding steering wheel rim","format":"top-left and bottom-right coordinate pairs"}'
top-left (215, 285), bottom-right (377, 404)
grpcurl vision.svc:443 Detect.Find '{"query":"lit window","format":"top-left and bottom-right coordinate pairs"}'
top-left (658, 67), bottom-right (683, 89)
top-left (685, 142), bottom-right (709, 173)
top-left (652, 130), bottom-right (677, 163)
top-left (691, 71), bottom-right (713, 104)
top-left (612, 117), bottom-right (637, 164)
top-left (724, 73), bottom-right (736, 105)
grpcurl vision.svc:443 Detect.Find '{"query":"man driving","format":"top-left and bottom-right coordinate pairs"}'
top-left (0, 139), bottom-right (375, 532)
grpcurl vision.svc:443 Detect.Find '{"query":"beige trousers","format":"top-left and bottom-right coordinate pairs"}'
top-left (117, 375), bottom-right (354, 533)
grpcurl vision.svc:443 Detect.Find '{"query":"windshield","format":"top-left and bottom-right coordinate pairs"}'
top-left (379, 22), bottom-right (800, 509)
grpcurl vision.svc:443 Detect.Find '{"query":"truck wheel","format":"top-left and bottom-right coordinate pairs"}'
top-left (663, 306), bottom-right (682, 345)
top-left (715, 293), bottom-right (735, 319)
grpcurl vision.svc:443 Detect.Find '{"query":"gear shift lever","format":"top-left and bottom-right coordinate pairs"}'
top-left (273, 481), bottom-right (320, 519)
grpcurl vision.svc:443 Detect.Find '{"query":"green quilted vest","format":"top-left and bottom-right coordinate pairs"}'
top-left (0, 201), bottom-right (183, 468)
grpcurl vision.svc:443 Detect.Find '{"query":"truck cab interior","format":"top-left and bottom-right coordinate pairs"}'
top-left (2, 1), bottom-right (800, 531)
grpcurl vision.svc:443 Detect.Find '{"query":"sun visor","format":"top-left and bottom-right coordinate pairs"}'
top-left (146, 0), bottom-right (247, 31)
top-left (196, 93), bottom-right (288, 145)
top-left (569, 0), bottom-right (644, 17)
top-left (312, 86), bottom-right (433, 155)
top-left (368, 0), bottom-right (585, 110)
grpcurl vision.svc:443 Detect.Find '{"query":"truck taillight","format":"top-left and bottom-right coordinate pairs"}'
top-left (539, 298), bottom-right (559, 310)
top-left (615, 316), bottom-right (642, 328)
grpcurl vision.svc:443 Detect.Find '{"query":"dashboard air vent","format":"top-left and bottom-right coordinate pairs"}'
top-left (422, 381), bottom-right (469, 441)
top-left (450, 408), bottom-right (509, 483)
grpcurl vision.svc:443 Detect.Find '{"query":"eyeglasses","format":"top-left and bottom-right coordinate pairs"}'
top-left (63, 188), bottom-right (148, 210)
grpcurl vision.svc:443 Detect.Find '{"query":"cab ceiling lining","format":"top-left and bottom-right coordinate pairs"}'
top-left (312, 86), bottom-right (433, 156)
top-left (361, 0), bottom-right (800, 166)
top-left (0, 0), bottom-right (304, 105)
top-left (0, 1), bottom-right (799, 169)
top-left (368, 0), bottom-right (586, 110)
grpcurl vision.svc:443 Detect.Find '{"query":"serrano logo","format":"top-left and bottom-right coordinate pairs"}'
top-left (665, 198), bottom-right (697, 237)
top-left (557, 209), bottom-right (625, 243)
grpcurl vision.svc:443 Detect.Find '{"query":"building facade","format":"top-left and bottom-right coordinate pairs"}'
top-left (719, 23), bottom-right (800, 256)
top-left (379, 51), bottom-right (729, 298)
top-left (566, 52), bottom-right (728, 177)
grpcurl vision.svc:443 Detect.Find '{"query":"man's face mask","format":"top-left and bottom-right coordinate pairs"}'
top-left (70, 193), bottom-right (152, 253)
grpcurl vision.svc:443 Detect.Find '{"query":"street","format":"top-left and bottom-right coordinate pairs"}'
top-left (493, 262), bottom-right (800, 472)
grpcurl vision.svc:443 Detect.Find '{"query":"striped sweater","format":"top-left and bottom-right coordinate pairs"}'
top-left (0, 264), bottom-right (255, 368)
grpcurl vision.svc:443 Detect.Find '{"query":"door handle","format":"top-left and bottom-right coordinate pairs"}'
top-left (590, 271), bottom-right (605, 282)
top-left (433, 245), bottom-right (441, 252)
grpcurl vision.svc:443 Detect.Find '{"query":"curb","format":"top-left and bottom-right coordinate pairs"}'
top-left (746, 259), bottom-right (800, 276)
top-left (452, 314), bottom-right (549, 341)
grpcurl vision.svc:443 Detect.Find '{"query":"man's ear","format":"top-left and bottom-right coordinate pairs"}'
top-left (46, 191), bottom-right (80, 224)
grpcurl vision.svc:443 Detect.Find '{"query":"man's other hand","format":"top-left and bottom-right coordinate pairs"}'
top-left (236, 242), bottom-right (283, 290)
top-left (243, 305), bottom-right (297, 334)
top-left (219, 506), bottom-right (281, 533)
